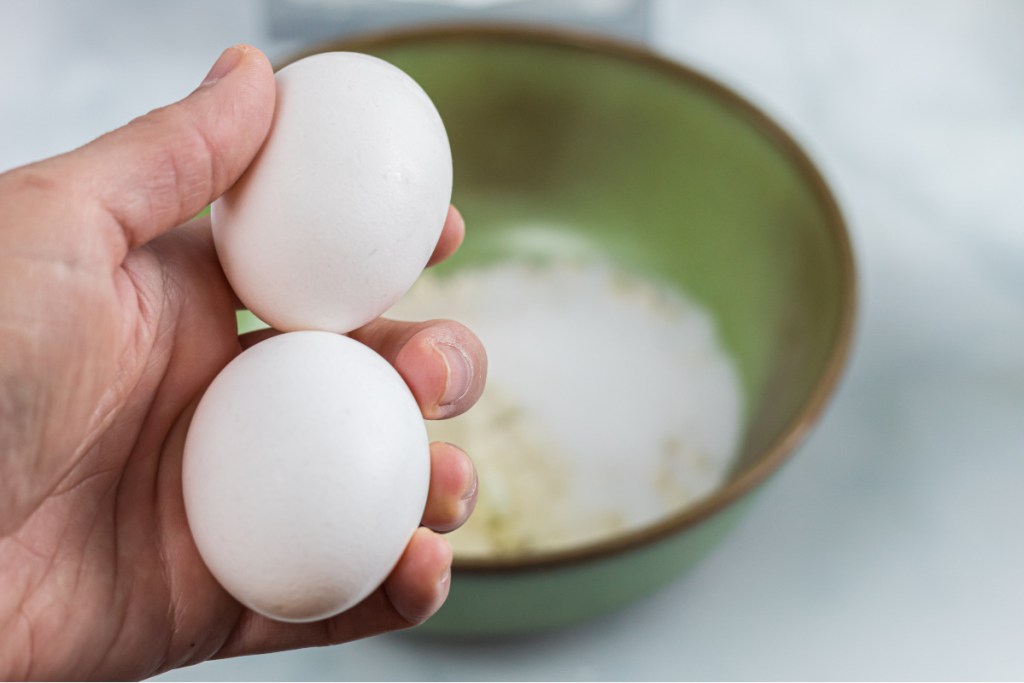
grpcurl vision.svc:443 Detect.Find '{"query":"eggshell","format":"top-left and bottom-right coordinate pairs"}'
top-left (211, 52), bottom-right (452, 333)
top-left (182, 331), bottom-right (430, 622)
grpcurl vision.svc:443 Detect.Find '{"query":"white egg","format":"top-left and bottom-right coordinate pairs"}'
top-left (182, 331), bottom-right (430, 622)
top-left (211, 52), bottom-right (452, 333)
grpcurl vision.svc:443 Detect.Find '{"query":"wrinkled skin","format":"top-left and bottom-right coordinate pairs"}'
top-left (0, 45), bottom-right (486, 679)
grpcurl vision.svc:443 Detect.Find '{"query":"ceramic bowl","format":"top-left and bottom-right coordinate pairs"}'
top-left (275, 25), bottom-right (855, 635)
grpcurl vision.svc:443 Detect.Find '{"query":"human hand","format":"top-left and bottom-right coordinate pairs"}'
top-left (0, 45), bottom-right (485, 680)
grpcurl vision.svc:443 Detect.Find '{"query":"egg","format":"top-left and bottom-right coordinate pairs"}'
top-left (211, 52), bottom-right (453, 333)
top-left (182, 331), bottom-right (430, 622)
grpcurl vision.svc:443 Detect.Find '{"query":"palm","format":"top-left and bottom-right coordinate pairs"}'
top-left (1, 223), bottom-right (255, 678)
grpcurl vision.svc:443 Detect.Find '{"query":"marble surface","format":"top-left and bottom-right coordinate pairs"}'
top-left (2, 0), bottom-right (1023, 679)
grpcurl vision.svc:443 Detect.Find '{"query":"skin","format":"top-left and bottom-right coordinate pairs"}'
top-left (0, 45), bottom-right (486, 680)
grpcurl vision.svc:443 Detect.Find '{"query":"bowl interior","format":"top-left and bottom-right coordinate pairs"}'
top-left (350, 31), bottom-right (850, 478)
top-left (265, 29), bottom-right (854, 569)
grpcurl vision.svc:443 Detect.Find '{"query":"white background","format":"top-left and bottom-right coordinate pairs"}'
top-left (2, 1), bottom-right (1022, 679)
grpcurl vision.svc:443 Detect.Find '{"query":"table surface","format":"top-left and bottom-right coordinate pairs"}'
top-left (2, 1), bottom-right (1022, 679)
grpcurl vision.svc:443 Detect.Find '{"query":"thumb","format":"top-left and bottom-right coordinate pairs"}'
top-left (58, 45), bottom-right (275, 262)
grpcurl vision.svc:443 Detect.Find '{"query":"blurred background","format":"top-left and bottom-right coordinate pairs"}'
top-left (2, 0), bottom-right (1023, 679)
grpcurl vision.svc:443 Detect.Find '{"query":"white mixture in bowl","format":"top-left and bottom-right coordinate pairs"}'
top-left (389, 257), bottom-right (743, 558)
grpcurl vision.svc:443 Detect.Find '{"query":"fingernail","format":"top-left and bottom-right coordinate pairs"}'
top-left (435, 342), bottom-right (472, 407)
top-left (460, 467), bottom-right (479, 522)
top-left (201, 46), bottom-right (244, 87)
top-left (461, 465), bottom-right (478, 503)
top-left (421, 568), bottom-right (451, 620)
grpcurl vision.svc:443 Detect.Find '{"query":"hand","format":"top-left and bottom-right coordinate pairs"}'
top-left (0, 45), bottom-right (486, 680)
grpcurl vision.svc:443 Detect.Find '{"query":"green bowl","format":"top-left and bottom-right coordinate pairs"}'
top-left (280, 25), bottom-right (855, 635)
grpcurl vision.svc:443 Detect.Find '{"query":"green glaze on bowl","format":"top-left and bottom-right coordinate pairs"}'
top-left (281, 26), bottom-right (855, 635)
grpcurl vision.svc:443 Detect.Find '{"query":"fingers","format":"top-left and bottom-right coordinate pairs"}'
top-left (426, 205), bottom-right (465, 267)
top-left (213, 529), bottom-right (453, 659)
top-left (422, 442), bottom-right (478, 533)
top-left (20, 45), bottom-right (275, 263)
top-left (349, 318), bottom-right (487, 420)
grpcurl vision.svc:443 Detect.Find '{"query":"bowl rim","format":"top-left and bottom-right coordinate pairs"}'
top-left (290, 23), bottom-right (857, 574)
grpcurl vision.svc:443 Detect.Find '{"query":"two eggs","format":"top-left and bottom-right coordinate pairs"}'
top-left (182, 53), bottom-right (452, 622)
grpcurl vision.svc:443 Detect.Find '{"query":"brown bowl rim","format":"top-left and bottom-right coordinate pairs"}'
top-left (286, 23), bottom-right (857, 574)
